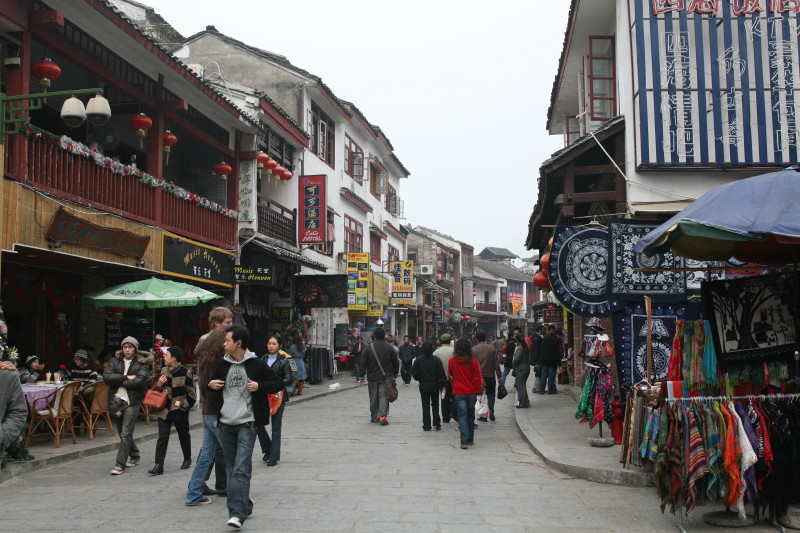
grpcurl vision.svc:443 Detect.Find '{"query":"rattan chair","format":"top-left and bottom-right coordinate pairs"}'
top-left (25, 381), bottom-right (82, 448)
top-left (73, 380), bottom-right (115, 440)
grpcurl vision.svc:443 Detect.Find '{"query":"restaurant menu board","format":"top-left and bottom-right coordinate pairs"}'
top-left (390, 260), bottom-right (414, 305)
top-left (334, 323), bottom-right (349, 349)
top-left (298, 175), bottom-right (326, 244)
top-left (347, 252), bottom-right (370, 310)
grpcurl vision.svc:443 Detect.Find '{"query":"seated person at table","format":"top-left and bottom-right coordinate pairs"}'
top-left (18, 355), bottom-right (45, 384)
top-left (69, 349), bottom-right (100, 385)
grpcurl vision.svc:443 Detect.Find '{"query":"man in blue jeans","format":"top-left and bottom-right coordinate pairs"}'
top-left (538, 327), bottom-right (563, 394)
top-left (209, 326), bottom-right (283, 529)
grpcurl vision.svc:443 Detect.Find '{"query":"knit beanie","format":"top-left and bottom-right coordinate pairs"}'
top-left (167, 346), bottom-right (183, 363)
top-left (120, 336), bottom-right (139, 349)
top-left (25, 355), bottom-right (39, 366)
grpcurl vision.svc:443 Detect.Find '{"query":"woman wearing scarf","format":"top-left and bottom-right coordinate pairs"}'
top-left (448, 338), bottom-right (484, 449)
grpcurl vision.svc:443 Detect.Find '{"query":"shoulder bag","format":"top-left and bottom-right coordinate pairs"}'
top-left (142, 385), bottom-right (168, 409)
top-left (371, 344), bottom-right (398, 403)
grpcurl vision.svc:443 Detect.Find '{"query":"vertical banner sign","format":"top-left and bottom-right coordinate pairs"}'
top-left (390, 260), bottom-right (414, 305)
top-left (347, 252), bottom-right (370, 310)
top-left (298, 175), bottom-right (326, 243)
top-left (500, 287), bottom-right (508, 312)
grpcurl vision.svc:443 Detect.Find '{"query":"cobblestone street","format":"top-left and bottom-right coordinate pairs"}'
top-left (0, 386), bottom-right (776, 532)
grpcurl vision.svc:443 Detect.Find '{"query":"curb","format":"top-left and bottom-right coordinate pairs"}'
top-left (2, 380), bottom-right (360, 482)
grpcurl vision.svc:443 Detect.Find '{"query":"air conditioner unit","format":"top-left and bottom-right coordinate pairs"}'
top-left (419, 265), bottom-right (434, 275)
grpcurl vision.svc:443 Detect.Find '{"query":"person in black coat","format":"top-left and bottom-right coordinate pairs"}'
top-left (411, 341), bottom-right (447, 431)
top-left (538, 328), bottom-right (563, 394)
top-left (530, 325), bottom-right (545, 392)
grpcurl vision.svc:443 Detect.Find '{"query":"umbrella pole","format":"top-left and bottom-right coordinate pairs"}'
top-left (645, 296), bottom-right (653, 385)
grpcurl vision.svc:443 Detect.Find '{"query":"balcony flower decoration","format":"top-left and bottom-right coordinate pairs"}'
top-left (21, 124), bottom-right (239, 220)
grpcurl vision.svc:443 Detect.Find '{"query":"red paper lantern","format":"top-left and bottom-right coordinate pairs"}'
top-left (162, 130), bottom-right (178, 165)
top-left (462, 315), bottom-right (471, 321)
top-left (256, 151), bottom-right (269, 169)
top-left (213, 162), bottom-right (232, 181)
top-left (539, 252), bottom-right (550, 273)
top-left (129, 113), bottom-right (153, 148)
top-left (31, 58), bottom-right (61, 88)
top-left (272, 165), bottom-right (285, 180)
top-left (265, 158), bottom-right (278, 172)
top-left (534, 271), bottom-right (550, 289)
top-left (280, 169), bottom-right (292, 182)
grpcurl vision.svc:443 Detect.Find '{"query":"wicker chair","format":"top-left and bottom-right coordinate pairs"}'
top-left (138, 376), bottom-right (158, 425)
top-left (73, 380), bottom-right (115, 440)
top-left (25, 381), bottom-right (82, 448)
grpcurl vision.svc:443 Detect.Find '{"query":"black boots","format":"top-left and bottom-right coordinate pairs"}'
top-left (148, 463), bottom-right (164, 475)
top-left (181, 458), bottom-right (192, 470)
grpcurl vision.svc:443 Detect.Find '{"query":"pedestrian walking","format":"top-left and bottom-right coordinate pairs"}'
top-left (501, 327), bottom-right (521, 385)
top-left (433, 333), bottom-right (455, 423)
top-left (411, 341), bottom-right (446, 431)
top-left (530, 325), bottom-right (545, 393)
top-left (350, 337), bottom-right (364, 383)
top-left (104, 336), bottom-right (150, 475)
top-left (186, 329), bottom-right (228, 506)
top-left (512, 333), bottom-right (531, 408)
top-left (208, 326), bottom-right (283, 529)
top-left (472, 331), bottom-right (501, 421)
top-left (538, 327), bottom-right (563, 394)
top-left (357, 327), bottom-right (399, 425)
top-left (398, 335), bottom-right (415, 385)
top-left (288, 335), bottom-right (307, 396)
top-left (257, 335), bottom-right (294, 467)
top-left (448, 338), bottom-right (484, 449)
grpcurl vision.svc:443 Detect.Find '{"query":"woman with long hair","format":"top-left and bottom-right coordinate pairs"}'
top-left (289, 335), bottom-right (307, 395)
top-left (448, 338), bottom-right (484, 449)
top-left (257, 335), bottom-right (294, 466)
top-left (411, 341), bottom-right (446, 431)
top-left (185, 329), bottom-right (228, 505)
top-left (512, 333), bottom-right (531, 408)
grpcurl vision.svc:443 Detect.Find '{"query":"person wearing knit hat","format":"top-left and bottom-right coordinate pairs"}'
top-left (121, 336), bottom-right (139, 349)
top-left (19, 355), bottom-right (45, 384)
top-left (148, 344), bottom-right (196, 475)
top-left (69, 349), bottom-right (99, 385)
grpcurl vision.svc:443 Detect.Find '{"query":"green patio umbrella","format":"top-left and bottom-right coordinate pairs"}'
top-left (83, 277), bottom-right (221, 309)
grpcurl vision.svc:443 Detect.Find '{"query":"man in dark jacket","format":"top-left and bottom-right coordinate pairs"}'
top-left (398, 335), bottom-right (415, 386)
top-left (502, 327), bottom-right (521, 385)
top-left (357, 327), bottom-right (400, 425)
top-left (530, 325), bottom-right (545, 393)
top-left (538, 327), bottom-right (563, 395)
top-left (103, 336), bottom-right (150, 475)
top-left (473, 331), bottom-right (501, 421)
top-left (209, 326), bottom-right (283, 529)
top-left (411, 341), bottom-right (446, 430)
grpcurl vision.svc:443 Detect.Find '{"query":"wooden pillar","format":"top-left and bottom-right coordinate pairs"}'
top-left (614, 132), bottom-right (627, 214)
top-left (563, 163), bottom-right (575, 220)
top-left (230, 131), bottom-right (241, 209)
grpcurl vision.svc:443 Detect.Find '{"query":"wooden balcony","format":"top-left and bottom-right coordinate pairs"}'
top-left (475, 301), bottom-right (497, 312)
top-left (5, 132), bottom-right (237, 249)
top-left (256, 194), bottom-right (296, 247)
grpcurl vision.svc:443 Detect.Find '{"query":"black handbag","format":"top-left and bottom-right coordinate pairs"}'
top-left (496, 382), bottom-right (508, 400)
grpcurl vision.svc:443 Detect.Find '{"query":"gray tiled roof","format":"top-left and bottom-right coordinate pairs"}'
top-left (474, 259), bottom-right (529, 282)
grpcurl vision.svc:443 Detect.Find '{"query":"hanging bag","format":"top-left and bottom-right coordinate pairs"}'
top-left (497, 382), bottom-right (508, 399)
top-left (142, 385), bottom-right (168, 410)
top-left (268, 389), bottom-right (284, 416)
top-left (371, 344), bottom-right (398, 403)
top-left (475, 394), bottom-right (490, 418)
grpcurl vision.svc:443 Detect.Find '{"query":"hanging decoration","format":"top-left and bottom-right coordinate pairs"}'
top-left (31, 58), bottom-right (61, 90)
top-left (256, 151), bottom-right (269, 180)
top-left (280, 169), bottom-right (293, 184)
top-left (162, 130), bottom-right (177, 165)
top-left (129, 113), bottom-right (152, 149)
top-left (265, 158), bottom-right (278, 181)
top-left (213, 161), bottom-right (232, 181)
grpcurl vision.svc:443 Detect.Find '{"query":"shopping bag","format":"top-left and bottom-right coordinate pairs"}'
top-left (268, 390), bottom-right (284, 416)
top-left (475, 394), bottom-right (490, 418)
top-left (496, 383), bottom-right (508, 400)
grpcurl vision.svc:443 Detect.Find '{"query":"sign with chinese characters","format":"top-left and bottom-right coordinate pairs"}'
top-left (500, 287), bottom-right (508, 311)
top-left (233, 265), bottom-right (272, 285)
top-left (347, 252), bottom-right (370, 311)
top-left (161, 233), bottom-right (234, 287)
top-left (46, 207), bottom-right (150, 258)
top-left (372, 274), bottom-right (390, 306)
top-left (363, 303), bottom-right (384, 317)
top-left (389, 260), bottom-right (414, 305)
top-left (270, 306), bottom-right (291, 322)
top-left (432, 292), bottom-right (443, 323)
top-left (298, 175), bottom-right (326, 243)
top-left (633, 1), bottom-right (800, 167)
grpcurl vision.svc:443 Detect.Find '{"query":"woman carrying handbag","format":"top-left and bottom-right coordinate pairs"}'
top-left (257, 335), bottom-right (294, 466)
top-left (148, 346), bottom-right (196, 475)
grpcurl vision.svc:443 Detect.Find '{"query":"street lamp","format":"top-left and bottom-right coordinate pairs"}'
top-left (0, 87), bottom-right (110, 299)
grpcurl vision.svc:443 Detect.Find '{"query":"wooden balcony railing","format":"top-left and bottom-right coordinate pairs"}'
top-left (257, 194), bottom-right (296, 247)
top-left (475, 301), bottom-right (497, 312)
top-left (9, 132), bottom-right (237, 249)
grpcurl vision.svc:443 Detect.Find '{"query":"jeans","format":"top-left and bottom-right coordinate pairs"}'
top-left (539, 365), bottom-right (557, 393)
top-left (186, 415), bottom-right (228, 503)
top-left (113, 405), bottom-right (140, 469)
top-left (515, 369), bottom-right (530, 406)
top-left (256, 401), bottom-right (285, 461)
top-left (219, 422), bottom-right (257, 522)
top-left (400, 361), bottom-right (413, 385)
top-left (353, 356), bottom-right (362, 380)
top-left (482, 378), bottom-right (497, 414)
top-left (419, 389), bottom-right (440, 430)
top-left (453, 394), bottom-right (477, 445)
top-left (367, 381), bottom-right (389, 420)
top-left (154, 416), bottom-right (191, 465)
top-left (501, 366), bottom-right (512, 385)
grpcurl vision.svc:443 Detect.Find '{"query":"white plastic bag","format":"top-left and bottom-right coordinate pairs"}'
top-left (475, 394), bottom-right (490, 418)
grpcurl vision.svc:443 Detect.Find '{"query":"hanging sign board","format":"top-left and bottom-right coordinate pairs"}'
top-left (390, 260), bottom-right (414, 305)
top-left (298, 175), bottom-right (326, 243)
top-left (347, 252), bottom-right (370, 310)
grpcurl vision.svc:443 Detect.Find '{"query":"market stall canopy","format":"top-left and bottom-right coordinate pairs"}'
top-left (633, 167), bottom-right (800, 263)
top-left (83, 277), bottom-right (221, 309)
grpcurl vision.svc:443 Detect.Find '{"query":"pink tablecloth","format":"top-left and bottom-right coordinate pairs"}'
top-left (21, 383), bottom-right (62, 411)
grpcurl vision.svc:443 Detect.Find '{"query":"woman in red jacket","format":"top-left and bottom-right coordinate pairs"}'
top-left (448, 338), bottom-right (484, 449)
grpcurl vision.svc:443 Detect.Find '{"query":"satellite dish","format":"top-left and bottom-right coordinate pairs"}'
top-left (99, 127), bottom-right (120, 150)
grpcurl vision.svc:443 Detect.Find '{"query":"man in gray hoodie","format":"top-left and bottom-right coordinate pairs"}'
top-left (0, 361), bottom-right (27, 481)
top-left (209, 326), bottom-right (282, 529)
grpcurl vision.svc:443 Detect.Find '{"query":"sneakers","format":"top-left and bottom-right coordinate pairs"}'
top-left (203, 486), bottom-right (217, 496)
top-left (227, 517), bottom-right (242, 529)
top-left (489, 411), bottom-right (496, 421)
top-left (266, 460), bottom-right (277, 466)
top-left (126, 458), bottom-right (139, 467)
top-left (186, 497), bottom-right (212, 506)
top-left (110, 467), bottom-right (124, 475)
top-left (378, 416), bottom-right (388, 426)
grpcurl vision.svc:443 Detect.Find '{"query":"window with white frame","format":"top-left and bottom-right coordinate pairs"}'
top-left (370, 162), bottom-right (388, 198)
top-left (344, 215), bottom-right (363, 253)
top-left (588, 36), bottom-right (615, 121)
top-left (308, 102), bottom-right (335, 167)
top-left (344, 134), bottom-right (364, 180)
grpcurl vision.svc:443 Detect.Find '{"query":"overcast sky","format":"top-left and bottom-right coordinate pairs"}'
top-left (144, 0), bottom-right (569, 261)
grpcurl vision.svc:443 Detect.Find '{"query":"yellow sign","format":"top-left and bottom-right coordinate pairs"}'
top-left (364, 303), bottom-right (384, 317)
top-left (347, 252), bottom-right (370, 310)
top-left (372, 274), bottom-right (389, 306)
top-left (390, 260), bottom-right (414, 305)
top-left (511, 301), bottom-right (522, 315)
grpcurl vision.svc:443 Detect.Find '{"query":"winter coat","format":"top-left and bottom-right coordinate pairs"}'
top-left (531, 334), bottom-right (543, 365)
top-left (102, 350), bottom-right (150, 406)
top-left (398, 343), bottom-right (416, 364)
top-left (473, 342), bottom-right (501, 380)
top-left (0, 370), bottom-right (28, 461)
top-left (263, 351), bottom-right (294, 404)
top-left (211, 354), bottom-right (283, 427)
top-left (411, 354), bottom-right (446, 393)
top-left (539, 333), bottom-right (562, 368)
top-left (448, 356), bottom-right (483, 396)
top-left (18, 367), bottom-right (42, 384)
top-left (512, 346), bottom-right (530, 373)
top-left (154, 363), bottom-right (196, 421)
top-left (198, 357), bottom-right (224, 416)
top-left (358, 340), bottom-right (399, 382)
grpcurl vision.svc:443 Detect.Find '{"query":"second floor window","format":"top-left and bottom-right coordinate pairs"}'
top-left (388, 244), bottom-right (400, 263)
top-left (370, 234), bottom-right (381, 265)
top-left (344, 135), bottom-right (364, 179)
top-left (588, 36), bottom-right (615, 121)
top-left (309, 102), bottom-right (335, 167)
top-left (344, 215), bottom-right (363, 253)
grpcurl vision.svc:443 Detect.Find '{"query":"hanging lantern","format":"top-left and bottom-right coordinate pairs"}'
top-left (265, 158), bottom-right (278, 180)
top-left (31, 58), bottom-right (61, 89)
top-left (462, 315), bottom-right (471, 321)
top-left (256, 151), bottom-right (269, 171)
top-left (534, 271), bottom-right (550, 289)
top-left (539, 252), bottom-right (551, 273)
top-left (129, 113), bottom-right (153, 149)
top-left (162, 130), bottom-right (178, 165)
top-left (213, 162), bottom-right (232, 181)
top-left (271, 165), bottom-right (284, 186)
top-left (280, 169), bottom-right (292, 183)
